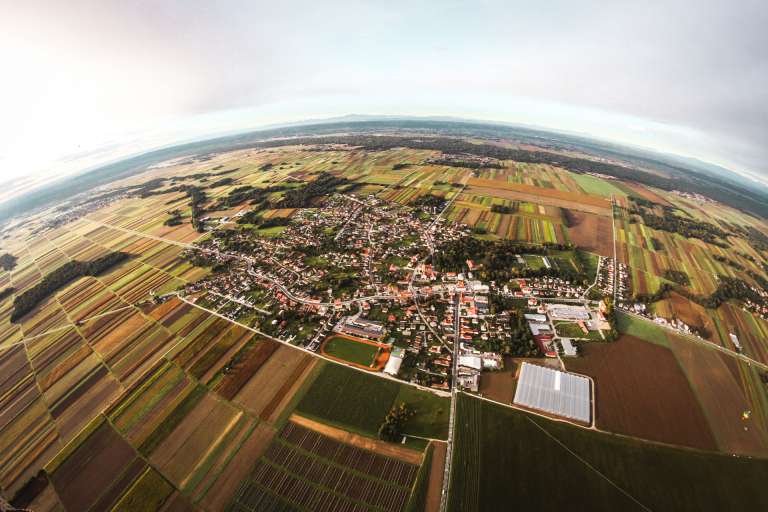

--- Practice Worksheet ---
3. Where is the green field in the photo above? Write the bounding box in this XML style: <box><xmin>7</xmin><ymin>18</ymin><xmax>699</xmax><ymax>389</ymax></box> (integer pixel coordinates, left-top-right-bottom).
<box><xmin>616</xmin><ymin>311</ymin><xmax>669</xmax><ymax>346</ymax></box>
<box><xmin>255</xmin><ymin>225</ymin><xmax>287</xmax><ymax>237</ymax></box>
<box><xmin>555</xmin><ymin>321</ymin><xmax>588</xmax><ymax>338</ymax></box>
<box><xmin>296</xmin><ymin>363</ymin><xmax>449</xmax><ymax>439</ymax></box>
<box><xmin>571</xmin><ymin>172</ymin><xmax>628</xmax><ymax>197</ymax></box>
<box><xmin>406</xmin><ymin>443</ymin><xmax>434</xmax><ymax>512</ymax></box>
<box><xmin>395</xmin><ymin>385</ymin><xmax>450</xmax><ymax>439</ymax></box>
<box><xmin>322</xmin><ymin>336</ymin><xmax>379</xmax><ymax>366</ymax></box>
<box><xmin>448</xmin><ymin>393</ymin><xmax>768</xmax><ymax>511</ymax></box>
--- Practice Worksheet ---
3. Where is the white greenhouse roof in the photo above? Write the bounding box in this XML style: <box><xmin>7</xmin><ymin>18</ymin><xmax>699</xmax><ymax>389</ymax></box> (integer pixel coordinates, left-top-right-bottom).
<box><xmin>513</xmin><ymin>363</ymin><xmax>591</xmax><ymax>423</ymax></box>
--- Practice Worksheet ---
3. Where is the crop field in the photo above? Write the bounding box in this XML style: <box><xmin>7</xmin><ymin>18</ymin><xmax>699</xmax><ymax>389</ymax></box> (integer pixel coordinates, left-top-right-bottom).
<box><xmin>474</xmin><ymin>163</ymin><xmax>583</xmax><ymax>192</ymax></box>
<box><xmin>612</xmin><ymin>313</ymin><xmax>768</xmax><ymax>456</ymax></box>
<box><xmin>111</xmin><ymin>467</ymin><xmax>176</xmax><ymax>511</ymax></box>
<box><xmin>569</xmin><ymin>173</ymin><xmax>631</xmax><ymax>198</ymax></box>
<box><xmin>446</xmin><ymin>196</ymin><xmax>569</xmax><ymax>243</ymax></box>
<box><xmin>565</xmin><ymin>334</ymin><xmax>717</xmax><ymax>449</ymax></box>
<box><xmin>47</xmin><ymin>417</ymin><xmax>144</xmax><ymax>512</ymax></box>
<box><xmin>228</xmin><ymin>420</ymin><xmax>420</xmax><ymax>512</ymax></box>
<box><xmin>56</xmin><ymin>276</ymin><xmax>128</xmax><ymax>322</ymax></box>
<box><xmin>466</xmin><ymin>176</ymin><xmax>612</xmax><ymax>215</ymax></box>
<box><xmin>81</xmin><ymin>309</ymin><xmax>179</xmax><ymax>386</ymax></box>
<box><xmin>709</xmin><ymin>303</ymin><xmax>768</xmax><ymax>364</ymax></box>
<box><xmin>108</xmin><ymin>360</ymin><xmax>196</xmax><ymax>446</ymax></box>
<box><xmin>0</xmin><ymin>344</ymin><xmax>62</xmax><ymax>496</ymax></box>
<box><xmin>448</xmin><ymin>393</ymin><xmax>768</xmax><ymax>511</ymax></box>
<box><xmin>172</xmin><ymin>315</ymin><xmax>255</xmax><ymax>381</ymax></box>
<box><xmin>20</xmin><ymin>297</ymin><xmax>70</xmax><ymax>337</ymax></box>
<box><xmin>297</xmin><ymin>363</ymin><xmax>406</xmax><ymax>436</ymax></box>
<box><xmin>147</xmin><ymin>389</ymin><xmax>251</xmax><ymax>494</ymax></box>
<box><xmin>21</xmin><ymin>325</ymin><xmax>121</xmax><ymax>441</ymax></box>
<box><xmin>665</xmin><ymin>333</ymin><xmax>768</xmax><ymax>457</ymax></box>
<box><xmin>233</xmin><ymin>345</ymin><xmax>317</xmax><ymax>422</ymax></box>
<box><xmin>210</xmin><ymin>337</ymin><xmax>281</xmax><ymax>400</ymax></box>
<box><xmin>563</xmin><ymin>209</ymin><xmax>613</xmax><ymax>256</ymax></box>
<box><xmin>101</xmin><ymin>259</ymin><xmax>184</xmax><ymax>302</ymax></box>
<box><xmin>297</xmin><ymin>362</ymin><xmax>450</xmax><ymax>439</ymax></box>
<box><xmin>147</xmin><ymin>297</ymin><xmax>210</xmax><ymax>336</ymax></box>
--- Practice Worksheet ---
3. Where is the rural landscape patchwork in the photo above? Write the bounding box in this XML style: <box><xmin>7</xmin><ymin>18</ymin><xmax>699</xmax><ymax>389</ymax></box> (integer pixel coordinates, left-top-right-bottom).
<box><xmin>2</xmin><ymin>119</ymin><xmax>768</xmax><ymax>511</ymax></box>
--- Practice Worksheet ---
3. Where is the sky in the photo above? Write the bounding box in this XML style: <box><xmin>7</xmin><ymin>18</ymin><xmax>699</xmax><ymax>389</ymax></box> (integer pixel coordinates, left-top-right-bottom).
<box><xmin>1</xmin><ymin>0</ymin><xmax>767</xmax><ymax>191</ymax></box>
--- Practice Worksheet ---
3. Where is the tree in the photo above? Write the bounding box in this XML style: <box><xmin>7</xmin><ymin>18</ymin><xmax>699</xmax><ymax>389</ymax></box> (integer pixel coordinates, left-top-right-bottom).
<box><xmin>378</xmin><ymin>402</ymin><xmax>414</xmax><ymax>442</ymax></box>
<box><xmin>0</xmin><ymin>253</ymin><xmax>17</xmax><ymax>271</ymax></box>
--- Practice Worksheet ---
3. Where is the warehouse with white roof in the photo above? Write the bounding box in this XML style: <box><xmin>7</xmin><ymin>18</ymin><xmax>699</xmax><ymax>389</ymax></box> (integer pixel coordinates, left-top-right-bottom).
<box><xmin>513</xmin><ymin>362</ymin><xmax>591</xmax><ymax>423</ymax></box>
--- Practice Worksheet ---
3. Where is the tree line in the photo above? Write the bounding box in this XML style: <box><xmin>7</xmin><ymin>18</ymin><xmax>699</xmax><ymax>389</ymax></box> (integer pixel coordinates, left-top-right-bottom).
<box><xmin>278</xmin><ymin>172</ymin><xmax>351</xmax><ymax>208</ymax></box>
<box><xmin>11</xmin><ymin>252</ymin><xmax>130</xmax><ymax>322</ymax></box>
<box><xmin>0</xmin><ymin>287</ymin><xmax>14</xmax><ymax>301</ymax></box>
<box><xmin>220</xmin><ymin>184</ymin><xmax>288</xmax><ymax>208</ymax></box>
<box><xmin>635</xmin><ymin>275</ymin><xmax>765</xmax><ymax>311</ymax></box>
<box><xmin>631</xmin><ymin>205</ymin><xmax>730</xmax><ymax>247</ymax></box>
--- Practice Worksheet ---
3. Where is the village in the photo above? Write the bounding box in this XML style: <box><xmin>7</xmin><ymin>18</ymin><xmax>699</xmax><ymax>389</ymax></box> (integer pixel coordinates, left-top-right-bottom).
<box><xmin>175</xmin><ymin>193</ymin><xmax>620</xmax><ymax>394</ymax></box>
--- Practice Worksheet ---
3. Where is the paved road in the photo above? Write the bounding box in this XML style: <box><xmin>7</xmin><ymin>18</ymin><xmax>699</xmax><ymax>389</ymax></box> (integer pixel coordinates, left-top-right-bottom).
<box><xmin>174</xmin><ymin>292</ymin><xmax>451</xmax><ymax>397</ymax></box>
<box><xmin>408</xmin><ymin>176</ymin><xmax>469</xmax><ymax>353</ymax></box>
<box><xmin>439</xmin><ymin>292</ymin><xmax>462</xmax><ymax>512</ymax></box>
<box><xmin>610</xmin><ymin>195</ymin><xmax>618</xmax><ymax>304</ymax></box>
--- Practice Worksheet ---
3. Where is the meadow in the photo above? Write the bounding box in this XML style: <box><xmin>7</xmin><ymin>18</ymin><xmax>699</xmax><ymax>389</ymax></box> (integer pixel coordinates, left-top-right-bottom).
<box><xmin>448</xmin><ymin>393</ymin><xmax>768</xmax><ymax>512</ymax></box>
<box><xmin>296</xmin><ymin>363</ymin><xmax>450</xmax><ymax>440</ymax></box>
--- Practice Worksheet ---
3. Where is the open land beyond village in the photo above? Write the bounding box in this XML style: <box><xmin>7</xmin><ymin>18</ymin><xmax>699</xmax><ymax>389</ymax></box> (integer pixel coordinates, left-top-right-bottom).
<box><xmin>2</xmin><ymin>121</ymin><xmax>768</xmax><ymax>511</ymax></box>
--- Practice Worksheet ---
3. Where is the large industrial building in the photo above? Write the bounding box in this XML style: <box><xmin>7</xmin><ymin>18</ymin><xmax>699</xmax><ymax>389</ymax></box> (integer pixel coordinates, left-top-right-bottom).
<box><xmin>513</xmin><ymin>363</ymin><xmax>591</xmax><ymax>423</ymax></box>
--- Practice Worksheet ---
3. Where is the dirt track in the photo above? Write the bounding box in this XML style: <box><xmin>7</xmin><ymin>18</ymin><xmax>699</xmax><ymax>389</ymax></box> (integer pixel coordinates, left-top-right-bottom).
<box><xmin>290</xmin><ymin>414</ymin><xmax>423</xmax><ymax>465</ymax></box>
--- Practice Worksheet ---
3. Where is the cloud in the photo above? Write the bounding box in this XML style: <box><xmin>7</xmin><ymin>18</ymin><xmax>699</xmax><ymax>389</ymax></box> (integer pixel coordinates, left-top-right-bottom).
<box><xmin>1</xmin><ymin>0</ymin><xmax>766</xmax><ymax>179</ymax></box>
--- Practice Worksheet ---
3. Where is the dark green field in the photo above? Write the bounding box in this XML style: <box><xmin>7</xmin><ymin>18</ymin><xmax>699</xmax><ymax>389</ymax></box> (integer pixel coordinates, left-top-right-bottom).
<box><xmin>448</xmin><ymin>393</ymin><xmax>768</xmax><ymax>511</ymax></box>
<box><xmin>296</xmin><ymin>363</ymin><xmax>450</xmax><ymax>439</ymax></box>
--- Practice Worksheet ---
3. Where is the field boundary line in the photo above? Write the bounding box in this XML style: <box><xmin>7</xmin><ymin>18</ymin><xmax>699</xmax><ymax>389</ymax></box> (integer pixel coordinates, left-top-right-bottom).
<box><xmin>525</xmin><ymin>415</ymin><xmax>652</xmax><ymax>512</ymax></box>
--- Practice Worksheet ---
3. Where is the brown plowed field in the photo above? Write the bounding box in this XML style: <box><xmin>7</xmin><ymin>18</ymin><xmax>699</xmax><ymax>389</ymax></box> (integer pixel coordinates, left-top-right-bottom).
<box><xmin>213</xmin><ymin>338</ymin><xmax>281</xmax><ymax>400</ymax></box>
<box><xmin>662</xmin><ymin>293</ymin><xmax>718</xmax><ymax>342</ymax></box>
<box><xmin>666</xmin><ymin>334</ymin><xmax>768</xmax><ymax>456</ymax></box>
<box><xmin>564</xmin><ymin>209</ymin><xmax>613</xmax><ymax>257</ymax></box>
<box><xmin>478</xmin><ymin>358</ymin><xmax>517</xmax><ymax>405</ymax></box>
<box><xmin>234</xmin><ymin>346</ymin><xmax>312</xmax><ymax>417</ymax></box>
<box><xmin>424</xmin><ymin>441</ymin><xmax>447</xmax><ymax>512</ymax></box>
<box><xmin>259</xmin><ymin>357</ymin><xmax>316</xmax><ymax>423</ymax></box>
<box><xmin>50</xmin><ymin>420</ymin><xmax>138</xmax><ymax>512</ymax></box>
<box><xmin>565</xmin><ymin>335</ymin><xmax>718</xmax><ymax>450</ymax></box>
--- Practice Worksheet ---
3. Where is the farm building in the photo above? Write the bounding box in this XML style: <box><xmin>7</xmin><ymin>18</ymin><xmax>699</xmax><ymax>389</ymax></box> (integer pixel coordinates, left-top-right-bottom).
<box><xmin>384</xmin><ymin>347</ymin><xmax>405</xmax><ymax>376</ymax></box>
<box><xmin>729</xmin><ymin>333</ymin><xmax>743</xmax><ymax>353</ymax></box>
<box><xmin>338</xmin><ymin>317</ymin><xmax>386</xmax><ymax>340</ymax></box>
<box><xmin>513</xmin><ymin>363</ymin><xmax>591</xmax><ymax>423</ymax></box>
<box><xmin>560</xmin><ymin>338</ymin><xmax>578</xmax><ymax>357</ymax></box>
<box><xmin>528</xmin><ymin>322</ymin><xmax>551</xmax><ymax>336</ymax></box>
<box><xmin>547</xmin><ymin>304</ymin><xmax>590</xmax><ymax>321</ymax></box>
<box><xmin>459</xmin><ymin>355</ymin><xmax>483</xmax><ymax>371</ymax></box>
